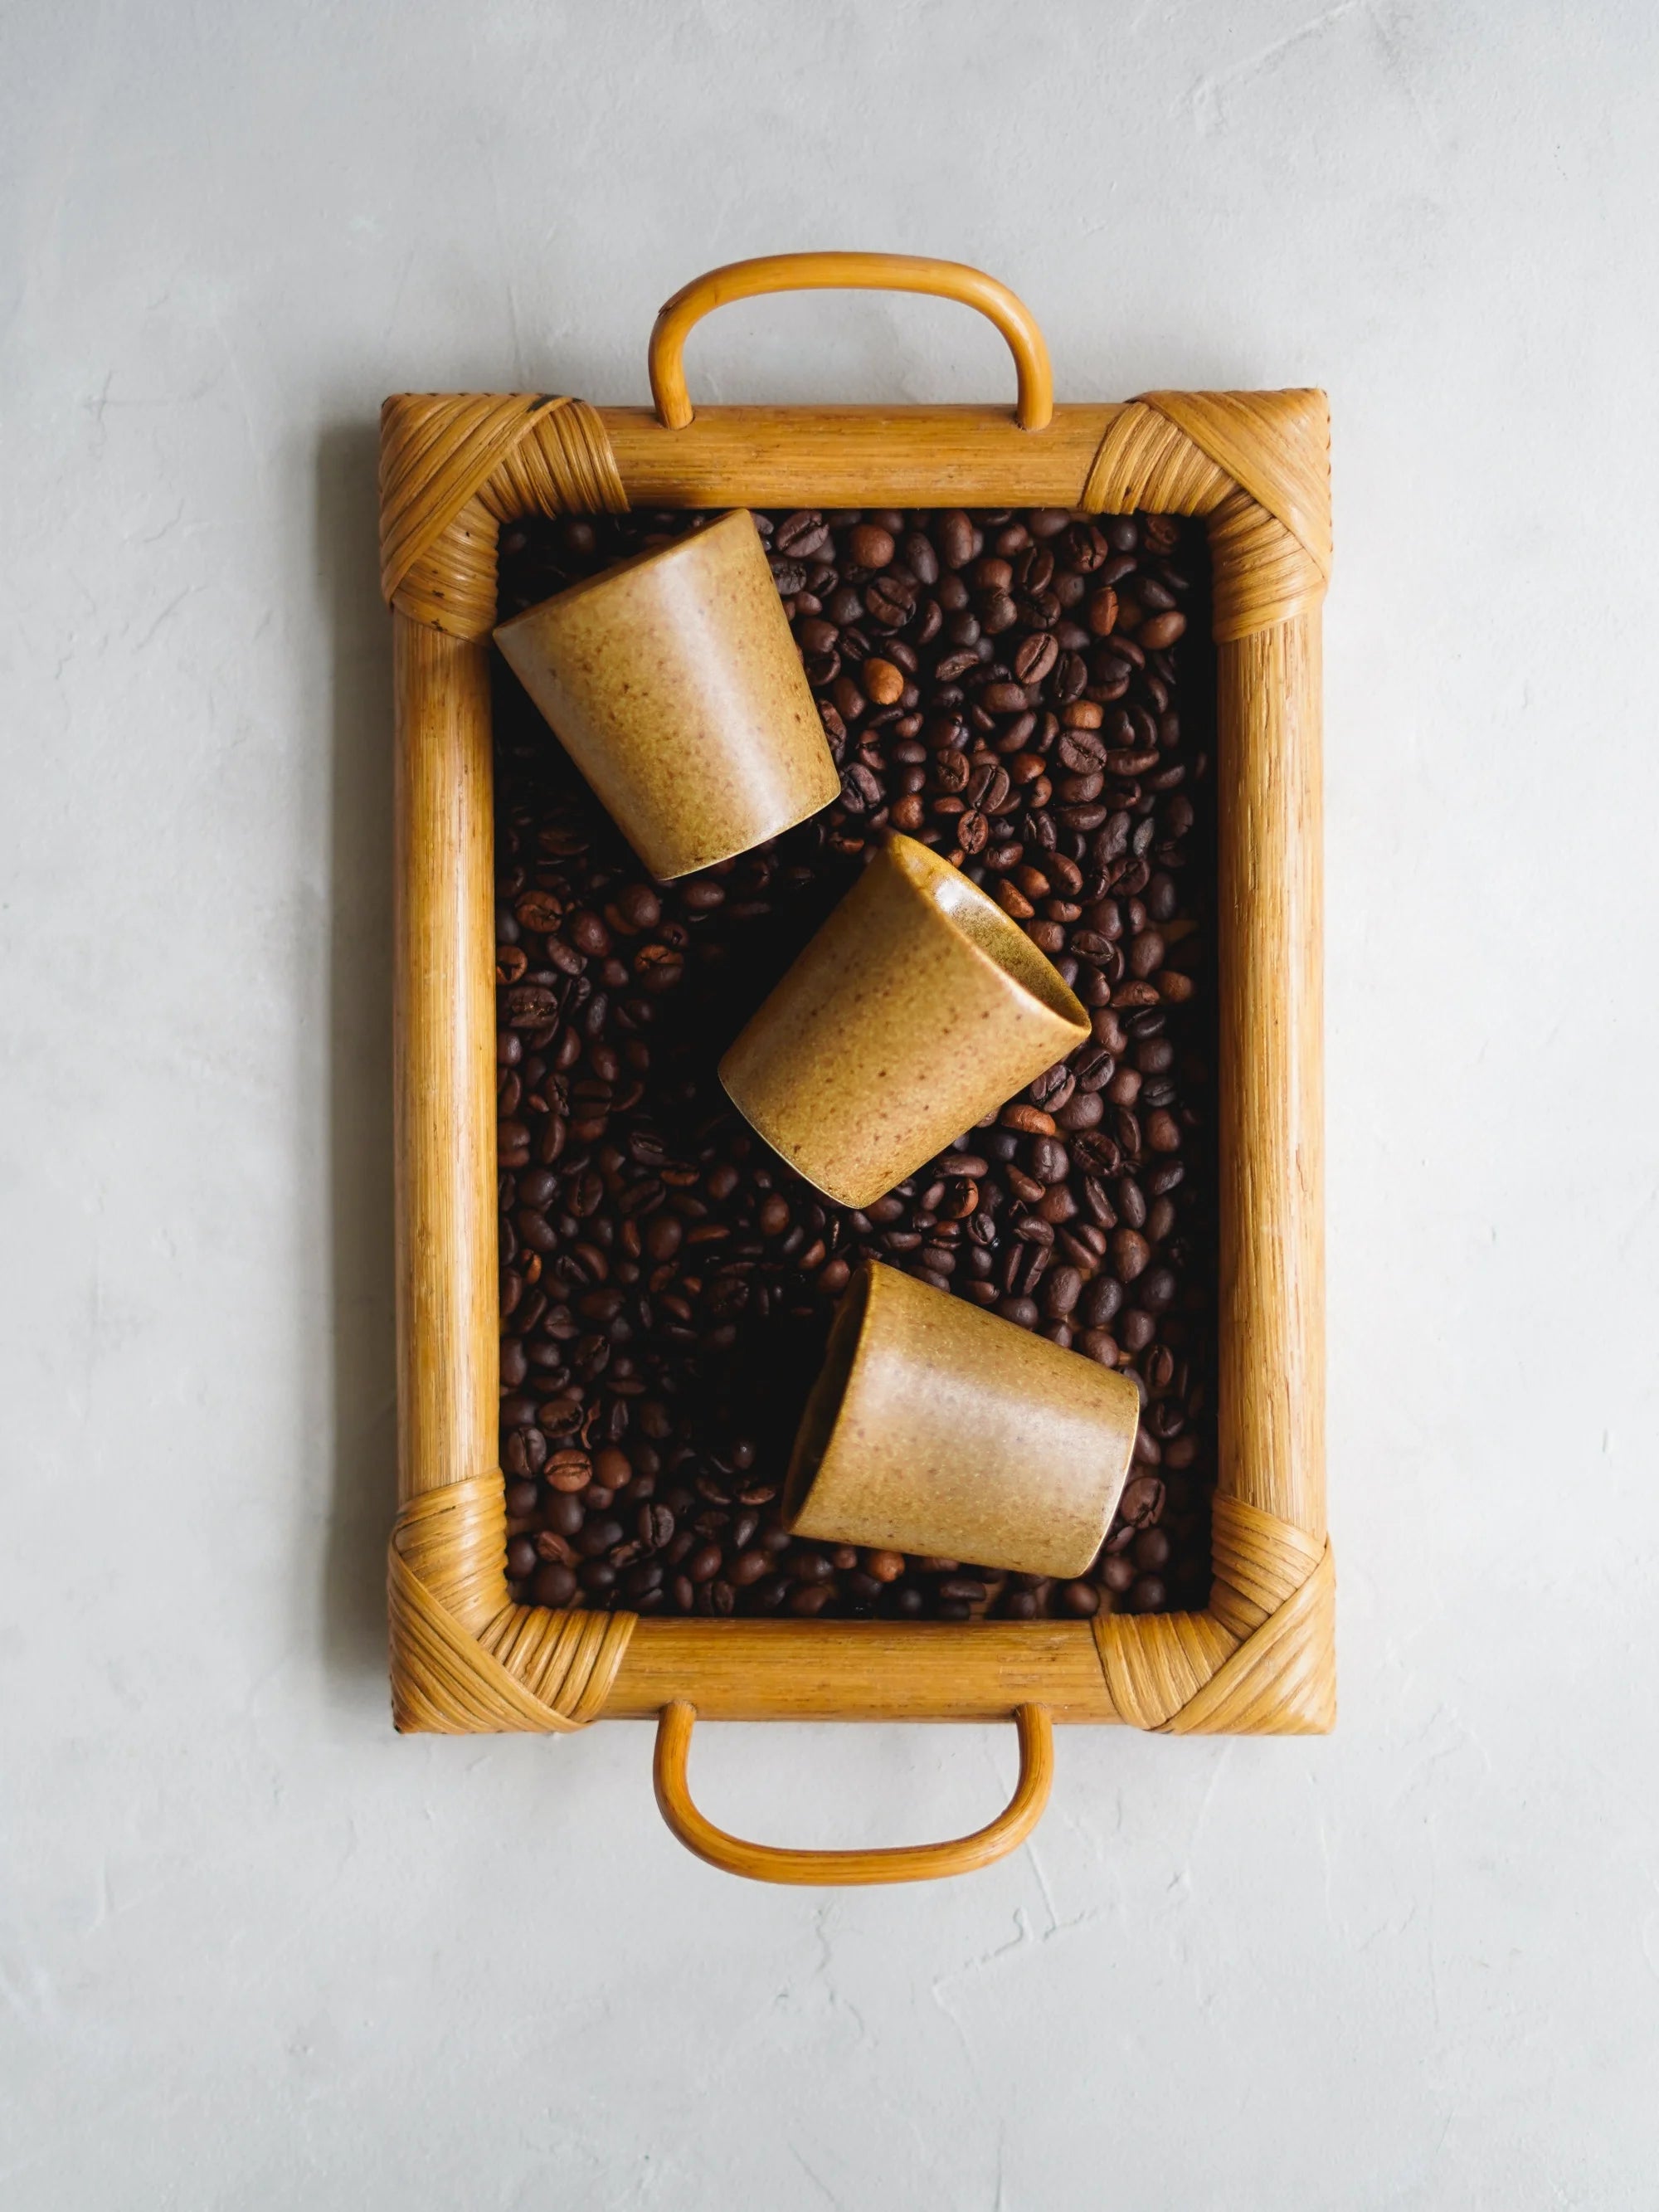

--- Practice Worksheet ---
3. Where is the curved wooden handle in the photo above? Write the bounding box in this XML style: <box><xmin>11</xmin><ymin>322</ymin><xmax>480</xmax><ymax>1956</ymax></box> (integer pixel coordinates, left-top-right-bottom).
<box><xmin>649</xmin><ymin>251</ymin><xmax>1054</xmax><ymax>433</ymax></box>
<box><xmin>652</xmin><ymin>1699</ymin><xmax>1053</xmax><ymax>1886</ymax></box>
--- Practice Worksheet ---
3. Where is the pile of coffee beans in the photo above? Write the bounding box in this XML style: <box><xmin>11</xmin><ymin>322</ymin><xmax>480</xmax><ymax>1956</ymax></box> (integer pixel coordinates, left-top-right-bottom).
<box><xmin>492</xmin><ymin>504</ymin><xmax>1216</xmax><ymax>1623</ymax></box>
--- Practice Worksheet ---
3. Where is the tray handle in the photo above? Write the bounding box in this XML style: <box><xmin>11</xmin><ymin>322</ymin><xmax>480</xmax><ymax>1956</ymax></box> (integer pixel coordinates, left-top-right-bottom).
<box><xmin>648</xmin><ymin>251</ymin><xmax>1054</xmax><ymax>433</ymax></box>
<box><xmin>652</xmin><ymin>1699</ymin><xmax>1053</xmax><ymax>1886</ymax></box>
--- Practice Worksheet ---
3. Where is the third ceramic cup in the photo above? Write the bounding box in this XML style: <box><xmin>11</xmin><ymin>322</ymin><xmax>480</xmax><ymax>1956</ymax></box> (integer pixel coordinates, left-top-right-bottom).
<box><xmin>493</xmin><ymin>509</ymin><xmax>840</xmax><ymax>879</ymax></box>
<box><xmin>718</xmin><ymin>830</ymin><xmax>1091</xmax><ymax>1209</ymax></box>
<box><xmin>784</xmin><ymin>1261</ymin><xmax>1141</xmax><ymax>1579</ymax></box>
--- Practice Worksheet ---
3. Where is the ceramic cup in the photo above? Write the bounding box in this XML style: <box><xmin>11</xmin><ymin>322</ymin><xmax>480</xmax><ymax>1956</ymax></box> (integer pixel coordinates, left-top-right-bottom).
<box><xmin>784</xmin><ymin>1261</ymin><xmax>1141</xmax><ymax>1579</ymax></box>
<box><xmin>718</xmin><ymin>830</ymin><xmax>1090</xmax><ymax>1209</ymax></box>
<box><xmin>493</xmin><ymin>509</ymin><xmax>840</xmax><ymax>879</ymax></box>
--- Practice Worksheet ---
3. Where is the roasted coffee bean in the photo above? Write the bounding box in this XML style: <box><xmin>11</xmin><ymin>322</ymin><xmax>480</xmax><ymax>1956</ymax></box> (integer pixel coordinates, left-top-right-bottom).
<box><xmin>546</xmin><ymin>1448</ymin><xmax>592</xmax><ymax>1492</ymax></box>
<box><xmin>530</xmin><ymin>1561</ymin><xmax>577</xmax><ymax>1607</ymax></box>
<box><xmin>495</xmin><ymin>503</ymin><xmax>1215</xmax><ymax>1620</ymax></box>
<box><xmin>1112</xmin><ymin>1228</ymin><xmax>1151</xmax><ymax>1281</ymax></box>
<box><xmin>863</xmin><ymin>657</ymin><xmax>905</xmax><ymax>706</ymax></box>
<box><xmin>840</xmin><ymin>762</ymin><xmax>884</xmax><ymax>813</ymax></box>
<box><xmin>1087</xmin><ymin>587</ymin><xmax>1120</xmax><ymax>636</ymax></box>
<box><xmin>638</xmin><ymin>1502</ymin><xmax>675</xmax><ymax>1548</ymax></box>
<box><xmin>1118</xmin><ymin>1475</ymin><xmax>1165</xmax><ymax>1527</ymax></box>
<box><xmin>1140</xmin><ymin>611</ymin><xmax>1187</xmax><ymax>650</ymax></box>
<box><xmin>848</xmin><ymin>521</ymin><xmax>896</xmax><ymax>569</ymax></box>
<box><xmin>775</xmin><ymin>509</ymin><xmax>830</xmax><ymax>559</ymax></box>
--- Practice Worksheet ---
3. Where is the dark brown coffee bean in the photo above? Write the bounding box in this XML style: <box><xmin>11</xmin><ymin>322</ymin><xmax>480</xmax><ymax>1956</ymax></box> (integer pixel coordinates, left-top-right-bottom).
<box><xmin>840</xmin><ymin>762</ymin><xmax>884</xmax><ymax>813</ymax></box>
<box><xmin>573</xmin><ymin>1515</ymin><xmax>621</xmax><ymax>1558</ymax></box>
<box><xmin>1118</xmin><ymin>1475</ymin><xmax>1165</xmax><ymax>1528</ymax></box>
<box><xmin>505</xmin><ymin>984</ymin><xmax>561</xmax><ymax>1027</ymax></box>
<box><xmin>865</xmin><ymin>574</ymin><xmax>916</xmax><ymax>627</ymax></box>
<box><xmin>638</xmin><ymin>1502</ymin><xmax>675</xmax><ymax>1548</ymax></box>
<box><xmin>543</xmin><ymin>1448</ymin><xmax>591</xmax><ymax>1493</ymax></box>
<box><xmin>775</xmin><ymin>510</ymin><xmax>830</xmax><ymax>558</ymax></box>
<box><xmin>1029</xmin><ymin>1136</ymin><xmax>1069</xmax><ymax>1184</ymax></box>
<box><xmin>1141</xmin><ymin>1108</ymin><xmax>1180</xmax><ymax>1153</ymax></box>
<box><xmin>1058</xmin><ymin>730</ymin><xmax>1108</xmax><ymax>776</ymax></box>
<box><xmin>1111</xmin><ymin>1228</ymin><xmax>1151</xmax><ymax>1281</ymax></box>
<box><xmin>1119</xmin><ymin>1309</ymin><xmax>1157</xmax><ymax>1353</ymax></box>
<box><xmin>530</xmin><ymin>1561</ymin><xmax>577</xmax><ymax>1606</ymax></box>
<box><xmin>902</xmin><ymin>532</ymin><xmax>939</xmax><ymax>585</ymax></box>
<box><xmin>544</xmin><ymin>1492</ymin><xmax>583</xmax><ymax>1539</ymax></box>
<box><xmin>1140</xmin><ymin>611</ymin><xmax>1187</xmax><ymax>650</ymax></box>
<box><xmin>933</xmin><ymin>510</ymin><xmax>973</xmax><ymax>568</ymax></box>
<box><xmin>1086</xmin><ymin>587</ymin><xmax>1119</xmax><ymax>636</ymax></box>
<box><xmin>503</xmin><ymin>1428</ymin><xmax>546</xmax><ymax>1478</ymax></box>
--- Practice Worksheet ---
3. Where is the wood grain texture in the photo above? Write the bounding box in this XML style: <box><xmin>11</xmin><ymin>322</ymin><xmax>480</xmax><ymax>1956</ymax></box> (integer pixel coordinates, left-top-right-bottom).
<box><xmin>597</xmin><ymin>404</ymin><xmax>1118</xmax><ymax>509</ymax></box>
<box><xmin>654</xmin><ymin>1699</ymin><xmax>1053</xmax><ymax>1883</ymax></box>
<box><xmin>607</xmin><ymin>1619</ymin><xmax>1119</xmax><ymax>1723</ymax></box>
<box><xmin>1215</xmin><ymin>613</ymin><xmax>1326</xmax><ymax>1538</ymax></box>
<box><xmin>393</xmin><ymin>614</ymin><xmax>499</xmax><ymax>1501</ymax></box>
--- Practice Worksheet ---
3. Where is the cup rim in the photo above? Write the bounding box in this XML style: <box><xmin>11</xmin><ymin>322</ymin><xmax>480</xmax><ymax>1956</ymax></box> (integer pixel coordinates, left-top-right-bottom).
<box><xmin>878</xmin><ymin>831</ymin><xmax>1089</xmax><ymax>1035</ymax></box>
<box><xmin>491</xmin><ymin>508</ymin><xmax>749</xmax><ymax>642</ymax></box>
<box><xmin>781</xmin><ymin>1260</ymin><xmax>881</xmax><ymax>1529</ymax></box>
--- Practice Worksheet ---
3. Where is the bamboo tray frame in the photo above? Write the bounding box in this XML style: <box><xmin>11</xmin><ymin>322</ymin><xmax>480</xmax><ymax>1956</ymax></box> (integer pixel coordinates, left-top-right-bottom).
<box><xmin>381</xmin><ymin>255</ymin><xmax>1332</xmax><ymax>1883</ymax></box>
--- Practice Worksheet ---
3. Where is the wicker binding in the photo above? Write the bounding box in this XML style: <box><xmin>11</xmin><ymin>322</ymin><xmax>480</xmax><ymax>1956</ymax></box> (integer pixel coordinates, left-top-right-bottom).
<box><xmin>382</xmin><ymin>270</ymin><xmax>1331</xmax><ymax>1749</ymax></box>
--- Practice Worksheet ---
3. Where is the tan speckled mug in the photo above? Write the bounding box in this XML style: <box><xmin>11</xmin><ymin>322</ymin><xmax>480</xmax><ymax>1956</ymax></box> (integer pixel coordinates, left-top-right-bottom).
<box><xmin>493</xmin><ymin>509</ymin><xmax>839</xmax><ymax>879</ymax></box>
<box><xmin>785</xmin><ymin>1262</ymin><xmax>1141</xmax><ymax>1578</ymax></box>
<box><xmin>718</xmin><ymin>831</ymin><xmax>1090</xmax><ymax>1209</ymax></box>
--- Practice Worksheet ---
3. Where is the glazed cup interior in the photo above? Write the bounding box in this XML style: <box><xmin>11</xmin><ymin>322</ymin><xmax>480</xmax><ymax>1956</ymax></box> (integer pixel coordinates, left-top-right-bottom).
<box><xmin>882</xmin><ymin>831</ymin><xmax>1087</xmax><ymax>1031</ymax></box>
<box><xmin>782</xmin><ymin>1264</ymin><xmax>875</xmax><ymax>1527</ymax></box>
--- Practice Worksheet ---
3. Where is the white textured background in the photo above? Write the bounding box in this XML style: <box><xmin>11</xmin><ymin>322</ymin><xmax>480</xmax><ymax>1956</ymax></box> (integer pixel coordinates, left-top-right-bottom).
<box><xmin>4</xmin><ymin>3</ymin><xmax>1657</xmax><ymax>2205</ymax></box>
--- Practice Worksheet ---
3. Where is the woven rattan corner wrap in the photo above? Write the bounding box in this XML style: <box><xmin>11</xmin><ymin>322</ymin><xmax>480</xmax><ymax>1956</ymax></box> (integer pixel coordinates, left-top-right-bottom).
<box><xmin>380</xmin><ymin>395</ymin><xmax>629</xmax><ymax>637</ymax></box>
<box><xmin>384</xmin><ymin>382</ymin><xmax>1331</xmax><ymax>1736</ymax></box>
<box><xmin>1095</xmin><ymin>1497</ymin><xmax>1334</xmax><ymax>1732</ymax></box>
<box><xmin>390</xmin><ymin>1475</ymin><xmax>634</xmax><ymax>1731</ymax></box>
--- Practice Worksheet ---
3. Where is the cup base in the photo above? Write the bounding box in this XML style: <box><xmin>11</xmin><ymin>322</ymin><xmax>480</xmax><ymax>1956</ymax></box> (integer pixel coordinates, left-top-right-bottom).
<box><xmin>654</xmin><ymin>764</ymin><xmax>840</xmax><ymax>881</ymax></box>
<box><xmin>715</xmin><ymin>1056</ymin><xmax>889</xmax><ymax>1211</ymax></box>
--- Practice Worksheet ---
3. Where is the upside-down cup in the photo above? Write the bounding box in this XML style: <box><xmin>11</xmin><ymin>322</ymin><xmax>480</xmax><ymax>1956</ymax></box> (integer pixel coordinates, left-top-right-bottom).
<box><xmin>785</xmin><ymin>1262</ymin><xmax>1141</xmax><ymax>1578</ymax></box>
<box><xmin>493</xmin><ymin>509</ymin><xmax>839</xmax><ymax>879</ymax></box>
<box><xmin>718</xmin><ymin>830</ymin><xmax>1090</xmax><ymax>1209</ymax></box>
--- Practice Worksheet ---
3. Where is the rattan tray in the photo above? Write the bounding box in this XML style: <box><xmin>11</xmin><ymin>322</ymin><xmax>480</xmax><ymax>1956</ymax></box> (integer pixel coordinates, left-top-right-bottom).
<box><xmin>381</xmin><ymin>253</ymin><xmax>1333</xmax><ymax>1884</ymax></box>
